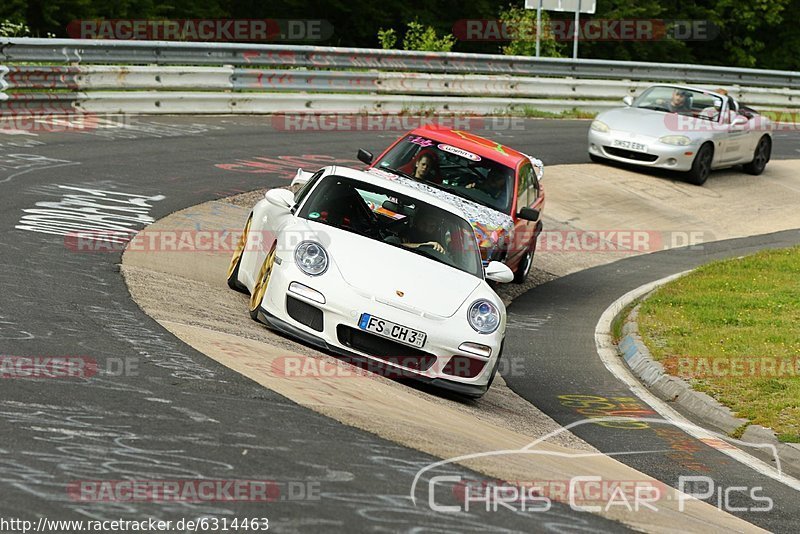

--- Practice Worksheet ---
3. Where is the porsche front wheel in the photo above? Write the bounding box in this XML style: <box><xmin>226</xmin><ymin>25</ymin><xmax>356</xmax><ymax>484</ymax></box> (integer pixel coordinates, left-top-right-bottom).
<box><xmin>249</xmin><ymin>245</ymin><xmax>277</xmax><ymax>321</ymax></box>
<box><xmin>227</xmin><ymin>215</ymin><xmax>252</xmax><ymax>292</ymax></box>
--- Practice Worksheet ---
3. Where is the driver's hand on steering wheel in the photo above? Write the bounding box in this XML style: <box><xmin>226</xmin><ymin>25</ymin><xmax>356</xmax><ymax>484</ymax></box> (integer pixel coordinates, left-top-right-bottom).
<box><xmin>422</xmin><ymin>241</ymin><xmax>445</xmax><ymax>254</ymax></box>
<box><xmin>406</xmin><ymin>241</ymin><xmax>445</xmax><ymax>254</ymax></box>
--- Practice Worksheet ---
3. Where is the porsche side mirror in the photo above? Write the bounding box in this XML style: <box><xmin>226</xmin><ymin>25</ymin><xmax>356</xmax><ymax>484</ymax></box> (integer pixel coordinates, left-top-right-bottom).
<box><xmin>485</xmin><ymin>261</ymin><xmax>514</xmax><ymax>283</ymax></box>
<box><xmin>357</xmin><ymin>148</ymin><xmax>374</xmax><ymax>165</ymax></box>
<box><xmin>265</xmin><ymin>188</ymin><xmax>295</xmax><ymax>210</ymax></box>
<box><xmin>517</xmin><ymin>207</ymin><xmax>540</xmax><ymax>221</ymax></box>
<box><xmin>623</xmin><ymin>96</ymin><xmax>634</xmax><ymax>107</ymax></box>
<box><xmin>290</xmin><ymin>168</ymin><xmax>313</xmax><ymax>188</ymax></box>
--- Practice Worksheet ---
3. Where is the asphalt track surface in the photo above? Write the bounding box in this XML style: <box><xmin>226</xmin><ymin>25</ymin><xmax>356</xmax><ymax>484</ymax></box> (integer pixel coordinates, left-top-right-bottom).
<box><xmin>504</xmin><ymin>230</ymin><xmax>800</xmax><ymax>533</ymax></box>
<box><xmin>0</xmin><ymin>116</ymin><xmax>798</xmax><ymax>531</ymax></box>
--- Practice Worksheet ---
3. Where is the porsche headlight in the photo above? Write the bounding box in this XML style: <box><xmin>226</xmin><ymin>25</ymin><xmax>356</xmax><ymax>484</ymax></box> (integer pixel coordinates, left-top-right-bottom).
<box><xmin>294</xmin><ymin>241</ymin><xmax>328</xmax><ymax>276</ymax></box>
<box><xmin>468</xmin><ymin>300</ymin><xmax>500</xmax><ymax>334</ymax></box>
<box><xmin>590</xmin><ymin>120</ymin><xmax>610</xmax><ymax>133</ymax></box>
<box><xmin>659</xmin><ymin>135</ymin><xmax>692</xmax><ymax>146</ymax></box>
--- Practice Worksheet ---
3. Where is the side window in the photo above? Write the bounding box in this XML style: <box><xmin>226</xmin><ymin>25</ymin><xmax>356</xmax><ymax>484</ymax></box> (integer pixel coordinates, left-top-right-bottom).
<box><xmin>516</xmin><ymin>163</ymin><xmax>532</xmax><ymax>210</ymax></box>
<box><xmin>294</xmin><ymin>169</ymin><xmax>325</xmax><ymax>204</ymax></box>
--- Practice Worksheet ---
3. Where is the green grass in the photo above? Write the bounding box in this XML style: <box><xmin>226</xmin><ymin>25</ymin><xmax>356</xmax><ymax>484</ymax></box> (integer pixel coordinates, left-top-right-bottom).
<box><xmin>612</xmin><ymin>301</ymin><xmax>638</xmax><ymax>342</ymax></box>
<box><xmin>637</xmin><ymin>246</ymin><xmax>800</xmax><ymax>442</ymax></box>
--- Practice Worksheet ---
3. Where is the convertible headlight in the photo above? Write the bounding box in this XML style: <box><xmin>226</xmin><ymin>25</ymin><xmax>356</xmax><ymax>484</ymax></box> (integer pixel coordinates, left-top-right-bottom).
<box><xmin>659</xmin><ymin>135</ymin><xmax>692</xmax><ymax>146</ymax></box>
<box><xmin>468</xmin><ymin>300</ymin><xmax>500</xmax><ymax>334</ymax></box>
<box><xmin>294</xmin><ymin>241</ymin><xmax>328</xmax><ymax>276</ymax></box>
<box><xmin>590</xmin><ymin>120</ymin><xmax>610</xmax><ymax>133</ymax></box>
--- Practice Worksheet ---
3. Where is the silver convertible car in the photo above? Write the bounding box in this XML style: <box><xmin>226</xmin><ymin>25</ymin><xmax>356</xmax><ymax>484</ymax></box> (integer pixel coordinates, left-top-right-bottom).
<box><xmin>588</xmin><ymin>85</ymin><xmax>773</xmax><ymax>185</ymax></box>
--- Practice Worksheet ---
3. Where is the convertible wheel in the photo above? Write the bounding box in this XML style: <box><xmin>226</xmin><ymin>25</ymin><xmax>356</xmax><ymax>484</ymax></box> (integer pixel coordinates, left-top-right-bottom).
<box><xmin>226</xmin><ymin>215</ymin><xmax>252</xmax><ymax>292</ymax></box>
<box><xmin>743</xmin><ymin>136</ymin><xmax>771</xmax><ymax>176</ymax></box>
<box><xmin>248</xmin><ymin>245</ymin><xmax>277</xmax><ymax>321</ymax></box>
<box><xmin>687</xmin><ymin>143</ymin><xmax>713</xmax><ymax>186</ymax></box>
<box><xmin>589</xmin><ymin>153</ymin><xmax>606</xmax><ymax>164</ymax></box>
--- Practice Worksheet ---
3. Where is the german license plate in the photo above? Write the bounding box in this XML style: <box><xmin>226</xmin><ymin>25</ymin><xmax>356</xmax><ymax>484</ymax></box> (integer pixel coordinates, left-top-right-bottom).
<box><xmin>613</xmin><ymin>139</ymin><xmax>648</xmax><ymax>152</ymax></box>
<box><xmin>358</xmin><ymin>314</ymin><xmax>426</xmax><ymax>348</ymax></box>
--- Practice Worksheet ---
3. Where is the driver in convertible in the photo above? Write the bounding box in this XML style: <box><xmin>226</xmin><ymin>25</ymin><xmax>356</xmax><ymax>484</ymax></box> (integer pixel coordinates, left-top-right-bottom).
<box><xmin>658</xmin><ymin>89</ymin><xmax>693</xmax><ymax>113</ymax></box>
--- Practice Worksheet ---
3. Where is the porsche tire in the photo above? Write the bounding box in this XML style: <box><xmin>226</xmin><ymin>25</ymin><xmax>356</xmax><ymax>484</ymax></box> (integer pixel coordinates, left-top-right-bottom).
<box><xmin>227</xmin><ymin>215</ymin><xmax>252</xmax><ymax>292</ymax></box>
<box><xmin>249</xmin><ymin>245</ymin><xmax>277</xmax><ymax>322</ymax></box>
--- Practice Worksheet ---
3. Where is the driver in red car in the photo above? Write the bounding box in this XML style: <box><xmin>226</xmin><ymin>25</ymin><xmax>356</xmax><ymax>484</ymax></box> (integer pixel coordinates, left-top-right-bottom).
<box><xmin>466</xmin><ymin>167</ymin><xmax>510</xmax><ymax>207</ymax></box>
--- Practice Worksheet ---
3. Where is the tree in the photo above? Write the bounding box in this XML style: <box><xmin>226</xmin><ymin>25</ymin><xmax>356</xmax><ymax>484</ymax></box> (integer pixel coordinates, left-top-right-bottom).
<box><xmin>499</xmin><ymin>4</ymin><xmax>564</xmax><ymax>57</ymax></box>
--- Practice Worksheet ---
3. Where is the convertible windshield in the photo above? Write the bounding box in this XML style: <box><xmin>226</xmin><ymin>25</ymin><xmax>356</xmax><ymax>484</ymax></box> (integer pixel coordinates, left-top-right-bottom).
<box><xmin>634</xmin><ymin>86</ymin><xmax>724</xmax><ymax>121</ymax></box>
<box><xmin>373</xmin><ymin>135</ymin><xmax>515</xmax><ymax>214</ymax></box>
<box><xmin>297</xmin><ymin>175</ymin><xmax>483</xmax><ymax>278</ymax></box>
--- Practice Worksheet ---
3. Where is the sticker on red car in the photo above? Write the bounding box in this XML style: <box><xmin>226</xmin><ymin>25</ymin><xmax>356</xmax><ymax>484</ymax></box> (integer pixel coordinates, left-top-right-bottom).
<box><xmin>438</xmin><ymin>144</ymin><xmax>482</xmax><ymax>162</ymax></box>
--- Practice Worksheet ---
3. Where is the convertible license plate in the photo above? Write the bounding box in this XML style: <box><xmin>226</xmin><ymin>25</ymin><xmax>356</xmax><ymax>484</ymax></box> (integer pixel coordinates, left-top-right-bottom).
<box><xmin>358</xmin><ymin>314</ymin><xmax>427</xmax><ymax>348</ymax></box>
<box><xmin>613</xmin><ymin>139</ymin><xmax>648</xmax><ymax>152</ymax></box>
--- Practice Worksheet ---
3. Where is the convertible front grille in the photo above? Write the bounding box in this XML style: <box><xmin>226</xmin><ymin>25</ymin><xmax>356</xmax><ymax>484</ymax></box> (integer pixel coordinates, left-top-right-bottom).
<box><xmin>336</xmin><ymin>325</ymin><xmax>436</xmax><ymax>371</ymax></box>
<box><xmin>604</xmin><ymin>147</ymin><xmax>659</xmax><ymax>162</ymax></box>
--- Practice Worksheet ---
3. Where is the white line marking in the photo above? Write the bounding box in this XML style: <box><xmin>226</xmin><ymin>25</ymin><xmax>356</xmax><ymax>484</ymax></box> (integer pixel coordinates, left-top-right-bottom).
<box><xmin>595</xmin><ymin>271</ymin><xmax>800</xmax><ymax>493</ymax></box>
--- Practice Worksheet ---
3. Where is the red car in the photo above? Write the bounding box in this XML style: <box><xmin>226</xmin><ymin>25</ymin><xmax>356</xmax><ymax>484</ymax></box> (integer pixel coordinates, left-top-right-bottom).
<box><xmin>357</xmin><ymin>126</ymin><xmax>545</xmax><ymax>283</ymax></box>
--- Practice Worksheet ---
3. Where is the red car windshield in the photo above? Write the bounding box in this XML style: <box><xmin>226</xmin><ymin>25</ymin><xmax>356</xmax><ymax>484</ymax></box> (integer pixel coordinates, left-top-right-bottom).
<box><xmin>374</xmin><ymin>135</ymin><xmax>515</xmax><ymax>214</ymax></box>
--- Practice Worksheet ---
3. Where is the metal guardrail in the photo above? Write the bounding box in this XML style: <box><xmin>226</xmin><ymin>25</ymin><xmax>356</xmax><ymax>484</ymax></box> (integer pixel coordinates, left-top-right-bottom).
<box><xmin>3</xmin><ymin>38</ymin><xmax>800</xmax><ymax>88</ymax></box>
<box><xmin>1</xmin><ymin>38</ymin><xmax>799</xmax><ymax>115</ymax></box>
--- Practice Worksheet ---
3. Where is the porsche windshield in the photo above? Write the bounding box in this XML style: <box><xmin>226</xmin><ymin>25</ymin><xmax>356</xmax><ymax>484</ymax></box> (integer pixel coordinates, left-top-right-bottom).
<box><xmin>373</xmin><ymin>135</ymin><xmax>515</xmax><ymax>214</ymax></box>
<box><xmin>297</xmin><ymin>175</ymin><xmax>483</xmax><ymax>278</ymax></box>
<box><xmin>634</xmin><ymin>86</ymin><xmax>724</xmax><ymax>121</ymax></box>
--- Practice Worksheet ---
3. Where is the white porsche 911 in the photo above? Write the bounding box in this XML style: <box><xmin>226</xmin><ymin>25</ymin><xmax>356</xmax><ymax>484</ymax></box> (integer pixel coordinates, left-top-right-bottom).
<box><xmin>226</xmin><ymin>165</ymin><xmax>514</xmax><ymax>398</ymax></box>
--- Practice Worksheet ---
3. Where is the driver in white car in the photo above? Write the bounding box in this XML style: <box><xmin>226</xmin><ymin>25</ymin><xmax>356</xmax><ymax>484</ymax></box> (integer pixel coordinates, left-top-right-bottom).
<box><xmin>402</xmin><ymin>205</ymin><xmax>448</xmax><ymax>255</ymax></box>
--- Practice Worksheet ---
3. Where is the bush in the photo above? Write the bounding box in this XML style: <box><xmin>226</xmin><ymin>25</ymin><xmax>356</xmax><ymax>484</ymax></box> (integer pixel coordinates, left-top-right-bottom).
<box><xmin>377</xmin><ymin>28</ymin><xmax>397</xmax><ymax>49</ymax></box>
<box><xmin>0</xmin><ymin>20</ymin><xmax>31</xmax><ymax>37</ymax></box>
<box><xmin>377</xmin><ymin>20</ymin><xmax>456</xmax><ymax>52</ymax></box>
<box><xmin>499</xmin><ymin>4</ymin><xmax>563</xmax><ymax>57</ymax></box>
